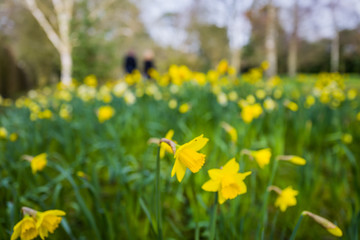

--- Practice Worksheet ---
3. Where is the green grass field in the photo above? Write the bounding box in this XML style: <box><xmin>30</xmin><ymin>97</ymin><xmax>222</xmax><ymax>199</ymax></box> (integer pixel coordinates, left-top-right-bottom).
<box><xmin>1</xmin><ymin>64</ymin><xmax>359</xmax><ymax>240</ymax></box>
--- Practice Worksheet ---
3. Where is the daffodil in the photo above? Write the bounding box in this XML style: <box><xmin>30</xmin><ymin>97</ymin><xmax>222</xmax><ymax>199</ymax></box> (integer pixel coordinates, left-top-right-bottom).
<box><xmin>274</xmin><ymin>186</ymin><xmax>298</xmax><ymax>212</ymax></box>
<box><xmin>277</xmin><ymin>155</ymin><xmax>306</xmax><ymax>165</ymax></box>
<box><xmin>251</xmin><ymin>148</ymin><xmax>271</xmax><ymax>168</ymax></box>
<box><xmin>10</xmin><ymin>133</ymin><xmax>18</xmax><ymax>142</ymax></box>
<box><xmin>160</xmin><ymin>129</ymin><xmax>175</xmax><ymax>158</ymax></box>
<box><xmin>11</xmin><ymin>215</ymin><xmax>38</xmax><ymax>240</ymax></box>
<box><xmin>302</xmin><ymin>211</ymin><xmax>342</xmax><ymax>237</ymax></box>
<box><xmin>241</xmin><ymin>103</ymin><xmax>263</xmax><ymax>123</ymax></box>
<box><xmin>36</xmin><ymin>210</ymin><xmax>66</xmax><ymax>239</ymax></box>
<box><xmin>179</xmin><ymin>103</ymin><xmax>190</xmax><ymax>113</ymax></box>
<box><xmin>0</xmin><ymin>127</ymin><xmax>8</xmax><ymax>139</ymax></box>
<box><xmin>23</xmin><ymin>153</ymin><xmax>48</xmax><ymax>174</ymax></box>
<box><xmin>221</xmin><ymin>122</ymin><xmax>237</xmax><ymax>143</ymax></box>
<box><xmin>171</xmin><ymin>135</ymin><xmax>209</xmax><ymax>182</ymax></box>
<box><xmin>97</xmin><ymin>105</ymin><xmax>115</xmax><ymax>123</ymax></box>
<box><xmin>202</xmin><ymin>158</ymin><xmax>251</xmax><ymax>204</ymax></box>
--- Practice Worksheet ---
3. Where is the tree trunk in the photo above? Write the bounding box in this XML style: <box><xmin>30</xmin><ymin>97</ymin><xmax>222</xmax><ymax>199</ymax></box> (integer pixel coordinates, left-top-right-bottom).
<box><xmin>331</xmin><ymin>30</ymin><xmax>339</xmax><ymax>72</ymax></box>
<box><xmin>231</xmin><ymin>48</ymin><xmax>242</xmax><ymax>74</ymax></box>
<box><xmin>25</xmin><ymin>0</ymin><xmax>73</xmax><ymax>85</ymax></box>
<box><xmin>265</xmin><ymin>2</ymin><xmax>277</xmax><ymax>78</ymax></box>
<box><xmin>287</xmin><ymin>2</ymin><xmax>298</xmax><ymax>78</ymax></box>
<box><xmin>60</xmin><ymin>47</ymin><xmax>72</xmax><ymax>85</ymax></box>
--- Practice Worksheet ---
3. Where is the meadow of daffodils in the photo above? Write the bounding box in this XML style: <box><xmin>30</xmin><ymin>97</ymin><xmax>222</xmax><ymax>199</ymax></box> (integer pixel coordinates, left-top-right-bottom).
<box><xmin>1</xmin><ymin>61</ymin><xmax>359</xmax><ymax>239</ymax></box>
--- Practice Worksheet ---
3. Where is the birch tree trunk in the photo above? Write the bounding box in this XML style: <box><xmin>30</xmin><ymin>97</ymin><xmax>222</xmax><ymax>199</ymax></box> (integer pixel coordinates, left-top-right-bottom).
<box><xmin>330</xmin><ymin>1</ymin><xmax>339</xmax><ymax>72</ymax></box>
<box><xmin>24</xmin><ymin>0</ymin><xmax>73</xmax><ymax>85</ymax></box>
<box><xmin>331</xmin><ymin>29</ymin><xmax>339</xmax><ymax>72</ymax></box>
<box><xmin>265</xmin><ymin>1</ymin><xmax>277</xmax><ymax>78</ymax></box>
<box><xmin>230</xmin><ymin>48</ymin><xmax>242</xmax><ymax>73</ymax></box>
<box><xmin>287</xmin><ymin>2</ymin><xmax>298</xmax><ymax>78</ymax></box>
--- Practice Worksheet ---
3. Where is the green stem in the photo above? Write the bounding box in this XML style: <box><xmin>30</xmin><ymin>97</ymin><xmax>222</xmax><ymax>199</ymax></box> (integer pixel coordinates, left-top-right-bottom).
<box><xmin>289</xmin><ymin>214</ymin><xmax>304</xmax><ymax>240</ymax></box>
<box><xmin>258</xmin><ymin>160</ymin><xmax>279</xmax><ymax>240</ymax></box>
<box><xmin>209</xmin><ymin>193</ymin><xmax>218</xmax><ymax>240</ymax></box>
<box><xmin>156</xmin><ymin>146</ymin><xmax>163</xmax><ymax>240</ymax></box>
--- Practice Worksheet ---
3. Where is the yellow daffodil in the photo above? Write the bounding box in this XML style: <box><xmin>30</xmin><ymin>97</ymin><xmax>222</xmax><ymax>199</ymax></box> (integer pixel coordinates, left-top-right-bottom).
<box><xmin>342</xmin><ymin>133</ymin><xmax>353</xmax><ymax>144</ymax></box>
<box><xmin>179</xmin><ymin>103</ymin><xmax>190</xmax><ymax>113</ymax></box>
<box><xmin>274</xmin><ymin>186</ymin><xmax>298</xmax><ymax>212</ymax></box>
<box><xmin>10</xmin><ymin>133</ymin><xmax>18</xmax><ymax>142</ymax></box>
<box><xmin>284</xmin><ymin>101</ymin><xmax>298</xmax><ymax>112</ymax></box>
<box><xmin>168</xmin><ymin>99</ymin><xmax>178</xmax><ymax>109</ymax></box>
<box><xmin>0</xmin><ymin>127</ymin><xmax>8</xmax><ymax>139</ymax></box>
<box><xmin>302</xmin><ymin>211</ymin><xmax>342</xmax><ymax>237</ymax></box>
<box><xmin>84</xmin><ymin>74</ymin><xmax>98</xmax><ymax>87</ymax></box>
<box><xmin>241</xmin><ymin>103</ymin><xmax>263</xmax><ymax>123</ymax></box>
<box><xmin>36</xmin><ymin>210</ymin><xmax>66</xmax><ymax>239</ymax></box>
<box><xmin>202</xmin><ymin>158</ymin><xmax>251</xmax><ymax>204</ymax></box>
<box><xmin>277</xmin><ymin>155</ymin><xmax>306</xmax><ymax>165</ymax></box>
<box><xmin>251</xmin><ymin>148</ymin><xmax>271</xmax><ymax>168</ymax></box>
<box><xmin>38</xmin><ymin>110</ymin><xmax>53</xmax><ymax>119</ymax></box>
<box><xmin>97</xmin><ymin>105</ymin><xmax>115</xmax><ymax>123</ymax></box>
<box><xmin>29</xmin><ymin>153</ymin><xmax>47</xmax><ymax>174</ymax></box>
<box><xmin>171</xmin><ymin>135</ymin><xmax>209</xmax><ymax>182</ymax></box>
<box><xmin>11</xmin><ymin>215</ymin><xmax>38</xmax><ymax>240</ymax></box>
<box><xmin>160</xmin><ymin>129</ymin><xmax>175</xmax><ymax>158</ymax></box>
<box><xmin>221</xmin><ymin>122</ymin><xmax>237</xmax><ymax>143</ymax></box>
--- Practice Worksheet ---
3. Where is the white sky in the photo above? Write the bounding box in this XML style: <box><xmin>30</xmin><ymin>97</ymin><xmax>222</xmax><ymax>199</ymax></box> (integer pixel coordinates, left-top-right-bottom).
<box><xmin>135</xmin><ymin>0</ymin><xmax>360</xmax><ymax>51</ymax></box>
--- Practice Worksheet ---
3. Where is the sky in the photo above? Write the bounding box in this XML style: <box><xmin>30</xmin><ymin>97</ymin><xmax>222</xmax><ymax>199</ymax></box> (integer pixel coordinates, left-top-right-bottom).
<box><xmin>135</xmin><ymin>0</ymin><xmax>360</xmax><ymax>52</ymax></box>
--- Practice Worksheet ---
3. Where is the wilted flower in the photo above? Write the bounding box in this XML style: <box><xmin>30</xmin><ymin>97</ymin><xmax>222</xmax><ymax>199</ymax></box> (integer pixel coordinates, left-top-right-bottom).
<box><xmin>171</xmin><ymin>135</ymin><xmax>209</xmax><ymax>182</ymax></box>
<box><xmin>202</xmin><ymin>158</ymin><xmax>251</xmax><ymax>204</ymax></box>
<box><xmin>97</xmin><ymin>105</ymin><xmax>115</xmax><ymax>123</ymax></box>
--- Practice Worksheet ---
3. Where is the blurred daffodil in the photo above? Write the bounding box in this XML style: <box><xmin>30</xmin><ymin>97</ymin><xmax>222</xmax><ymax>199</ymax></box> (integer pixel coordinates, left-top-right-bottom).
<box><xmin>221</xmin><ymin>122</ymin><xmax>237</xmax><ymax>143</ymax></box>
<box><xmin>0</xmin><ymin>127</ymin><xmax>8</xmax><ymax>139</ymax></box>
<box><xmin>172</xmin><ymin>135</ymin><xmax>209</xmax><ymax>182</ymax></box>
<box><xmin>277</xmin><ymin>155</ymin><xmax>306</xmax><ymax>165</ymax></box>
<box><xmin>97</xmin><ymin>105</ymin><xmax>115</xmax><ymax>123</ymax></box>
<box><xmin>202</xmin><ymin>158</ymin><xmax>251</xmax><ymax>204</ymax></box>
<box><xmin>179</xmin><ymin>103</ymin><xmax>190</xmax><ymax>113</ymax></box>
<box><xmin>269</xmin><ymin>185</ymin><xmax>298</xmax><ymax>212</ymax></box>
<box><xmin>248</xmin><ymin>148</ymin><xmax>272</xmax><ymax>168</ymax></box>
<box><xmin>10</xmin><ymin>133</ymin><xmax>18</xmax><ymax>142</ymax></box>
<box><xmin>23</xmin><ymin>153</ymin><xmax>47</xmax><ymax>174</ymax></box>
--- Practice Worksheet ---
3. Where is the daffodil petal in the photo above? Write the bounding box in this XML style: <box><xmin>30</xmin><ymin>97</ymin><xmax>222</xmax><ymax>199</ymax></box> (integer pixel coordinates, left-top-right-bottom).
<box><xmin>182</xmin><ymin>134</ymin><xmax>209</xmax><ymax>151</ymax></box>
<box><xmin>171</xmin><ymin>159</ymin><xmax>186</xmax><ymax>182</ymax></box>
<box><xmin>208</xmin><ymin>169</ymin><xmax>223</xmax><ymax>180</ymax></box>
<box><xmin>201</xmin><ymin>179</ymin><xmax>220</xmax><ymax>192</ymax></box>
<box><xmin>218</xmin><ymin>192</ymin><xmax>226</xmax><ymax>204</ymax></box>
<box><xmin>222</xmin><ymin>158</ymin><xmax>239</xmax><ymax>174</ymax></box>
